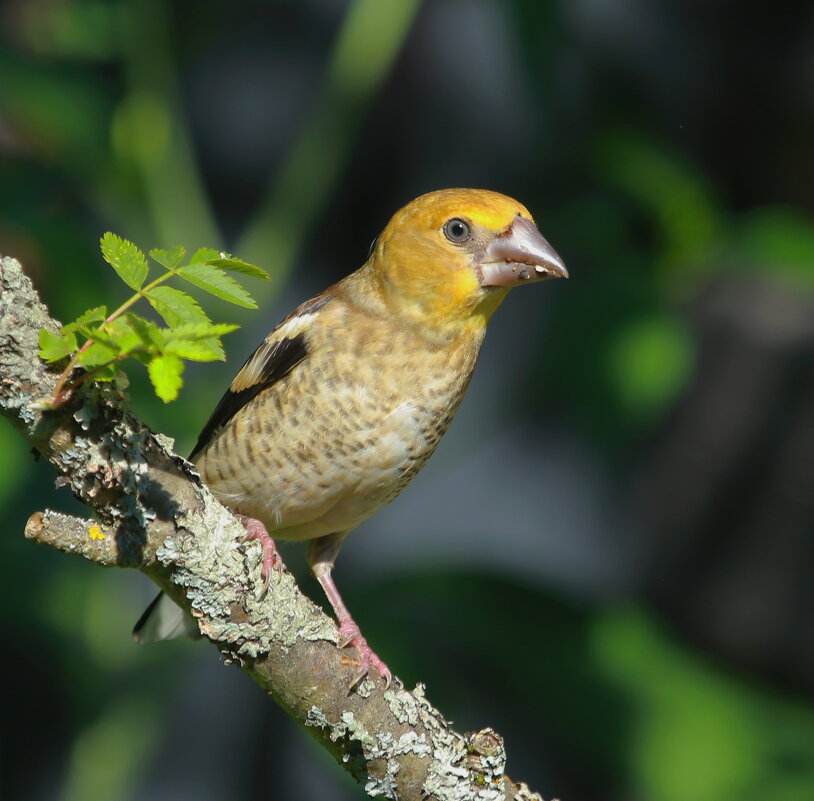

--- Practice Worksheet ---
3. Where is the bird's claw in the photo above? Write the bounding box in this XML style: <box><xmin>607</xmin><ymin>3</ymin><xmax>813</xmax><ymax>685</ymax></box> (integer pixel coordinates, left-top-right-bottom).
<box><xmin>338</xmin><ymin>621</ymin><xmax>392</xmax><ymax>689</ymax></box>
<box><xmin>238</xmin><ymin>516</ymin><xmax>284</xmax><ymax>599</ymax></box>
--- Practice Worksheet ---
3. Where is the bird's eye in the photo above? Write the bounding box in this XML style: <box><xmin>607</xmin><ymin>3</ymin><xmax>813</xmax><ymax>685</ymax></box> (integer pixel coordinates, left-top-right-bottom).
<box><xmin>443</xmin><ymin>218</ymin><xmax>472</xmax><ymax>243</ymax></box>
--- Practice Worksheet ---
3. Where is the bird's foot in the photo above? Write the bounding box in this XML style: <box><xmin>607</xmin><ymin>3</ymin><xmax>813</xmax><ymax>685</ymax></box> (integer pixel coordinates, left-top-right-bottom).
<box><xmin>337</xmin><ymin>620</ymin><xmax>392</xmax><ymax>689</ymax></box>
<box><xmin>237</xmin><ymin>515</ymin><xmax>284</xmax><ymax>598</ymax></box>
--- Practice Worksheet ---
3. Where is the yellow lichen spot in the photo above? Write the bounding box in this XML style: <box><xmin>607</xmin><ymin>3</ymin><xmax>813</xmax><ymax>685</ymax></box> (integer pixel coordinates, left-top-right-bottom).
<box><xmin>88</xmin><ymin>524</ymin><xmax>105</xmax><ymax>541</ymax></box>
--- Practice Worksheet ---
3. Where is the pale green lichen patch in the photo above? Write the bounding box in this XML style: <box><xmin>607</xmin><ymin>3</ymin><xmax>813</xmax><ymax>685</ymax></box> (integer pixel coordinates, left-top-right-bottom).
<box><xmin>153</xmin><ymin>432</ymin><xmax>176</xmax><ymax>452</ymax></box>
<box><xmin>307</xmin><ymin>691</ymin><xmax>462</xmax><ymax>801</ymax></box>
<box><xmin>384</xmin><ymin>683</ymin><xmax>509</xmax><ymax>799</ymax></box>
<box><xmin>305</xmin><ymin>706</ymin><xmax>373</xmax><ymax>787</ymax></box>
<box><xmin>73</xmin><ymin>401</ymin><xmax>97</xmax><ymax>431</ymax></box>
<box><xmin>395</xmin><ymin>730</ymin><xmax>430</xmax><ymax>758</ymax></box>
<box><xmin>385</xmin><ymin>685</ymin><xmax>422</xmax><ymax>726</ymax></box>
<box><xmin>158</xmin><ymin>488</ymin><xmax>334</xmax><ymax>658</ymax></box>
<box><xmin>464</xmin><ymin>728</ymin><xmax>506</xmax><ymax>787</ymax></box>
<box><xmin>47</xmin><ymin>391</ymin><xmax>158</xmax><ymax>531</ymax></box>
<box><xmin>340</xmin><ymin>711</ymin><xmax>377</xmax><ymax>749</ymax></box>
<box><xmin>305</xmin><ymin>707</ymin><xmax>403</xmax><ymax>799</ymax></box>
<box><xmin>305</xmin><ymin>705</ymin><xmax>329</xmax><ymax>729</ymax></box>
<box><xmin>424</xmin><ymin>739</ymin><xmax>470</xmax><ymax>798</ymax></box>
<box><xmin>388</xmin><ymin>684</ymin><xmax>507</xmax><ymax>801</ymax></box>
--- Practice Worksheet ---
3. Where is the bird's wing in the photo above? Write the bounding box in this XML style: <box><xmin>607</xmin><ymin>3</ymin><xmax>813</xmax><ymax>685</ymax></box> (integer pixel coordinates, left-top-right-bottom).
<box><xmin>189</xmin><ymin>290</ymin><xmax>334</xmax><ymax>460</ymax></box>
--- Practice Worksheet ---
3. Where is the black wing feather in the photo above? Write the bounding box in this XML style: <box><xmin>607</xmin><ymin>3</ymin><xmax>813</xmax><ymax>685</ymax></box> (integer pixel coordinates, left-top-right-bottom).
<box><xmin>189</xmin><ymin>334</ymin><xmax>307</xmax><ymax>460</ymax></box>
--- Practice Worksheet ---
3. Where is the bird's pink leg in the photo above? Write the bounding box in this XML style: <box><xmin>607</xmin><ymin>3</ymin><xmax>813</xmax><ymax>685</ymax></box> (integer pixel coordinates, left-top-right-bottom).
<box><xmin>236</xmin><ymin>514</ymin><xmax>284</xmax><ymax>598</ymax></box>
<box><xmin>315</xmin><ymin>570</ymin><xmax>392</xmax><ymax>688</ymax></box>
<box><xmin>308</xmin><ymin>533</ymin><xmax>392</xmax><ymax>688</ymax></box>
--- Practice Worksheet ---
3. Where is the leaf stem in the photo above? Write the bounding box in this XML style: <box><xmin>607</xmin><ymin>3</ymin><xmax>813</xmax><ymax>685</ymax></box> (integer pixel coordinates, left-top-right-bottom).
<box><xmin>50</xmin><ymin>269</ymin><xmax>177</xmax><ymax>406</ymax></box>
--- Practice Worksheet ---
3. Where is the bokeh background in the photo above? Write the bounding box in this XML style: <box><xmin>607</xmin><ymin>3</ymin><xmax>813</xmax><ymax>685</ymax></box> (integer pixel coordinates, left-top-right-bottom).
<box><xmin>2</xmin><ymin>1</ymin><xmax>814</xmax><ymax>799</ymax></box>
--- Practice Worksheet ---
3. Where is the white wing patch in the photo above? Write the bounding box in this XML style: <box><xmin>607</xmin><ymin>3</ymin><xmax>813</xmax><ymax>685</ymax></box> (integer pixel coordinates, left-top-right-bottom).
<box><xmin>230</xmin><ymin>312</ymin><xmax>317</xmax><ymax>393</ymax></box>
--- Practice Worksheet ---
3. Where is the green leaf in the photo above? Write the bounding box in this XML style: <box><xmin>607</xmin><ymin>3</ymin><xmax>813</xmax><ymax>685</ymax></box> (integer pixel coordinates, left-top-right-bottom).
<box><xmin>61</xmin><ymin>306</ymin><xmax>107</xmax><ymax>334</ymax></box>
<box><xmin>189</xmin><ymin>247</ymin><xmax>220</xmax><ymax>264</ymax></box>
<box><xmin>105</xmin><ymin>316</ymin><xmax>151</xmax><ymax>353</ymax></box>
<box><xmin>163</xmin><ymin>322</ymin><xmax>240</xmax><ymax>340</ymax></box>
<box><xmin>146</xmin><ymin>285</ymin><xmax>210</xmax><ymax>327</ymax></box>
<box><xmin>91</xmin><ymin>365</ymin><xmax>120</xmax><ymax>383</ymax></box>
<box><xmin>74</xmin><ymin>317</ymin><xmax>139</xmax><ymax>353</ymax></box>
<box><xmin>100</xmin><ymin>232</ymin><xmax>149</xmax><ymax>290</ymax></box>
<box><xmin>160</xmin><ymin>322</ymin><xmax>239</xmax><ymax>362</ymax></box>
<box><xmin>149</xmin><ymin>245</ymin><xmax>186</xmax><ymax>270</ymax></box>
<box><xmin>148</xmin><ymin>354</ymin><xmax>184</xmax><ymax>402</ymax></box>
<box><xmin>76</xmin><ymin>341</ymin><xmax>118</xmax><ymax>370</ymax></box>
<box><xmin>205</xmin><ymin>257</ymin><xmax>269</xmax><ymax>281</ymax></box>
<box><xmin>39</xmin><ymin>328</ymin><xmax>77</xmax><ymax>362</ymax></box>
<box><xmin>76</xmin><ymin>320</ymin><xmax>126</xmax><ymax>351</ymax></box>
<box><xmin>163</xmin><ymin>338</ymin><xmax>224</xmax><ymax>361</ymax></box>
<box><xmin>176</xmin><ymin>263</ymin><xmax>257</xmax><ymax>308</ymax></box>
<box><xmin>122</xmin><ymin>313</ymin><xmax>163</xmax><ymax>349</ymax></box>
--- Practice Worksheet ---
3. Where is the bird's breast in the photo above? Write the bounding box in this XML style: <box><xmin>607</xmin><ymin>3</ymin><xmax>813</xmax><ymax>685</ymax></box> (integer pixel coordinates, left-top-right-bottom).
<box><xmin>195</xmin><ymin>306</ymin><xmax>483</xmax><ymax>539</ymax></box>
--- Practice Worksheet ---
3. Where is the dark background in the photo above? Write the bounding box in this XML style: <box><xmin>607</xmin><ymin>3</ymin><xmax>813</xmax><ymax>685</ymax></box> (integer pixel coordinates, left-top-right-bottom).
<box><xmin>2</xmin><ymin>1</ymin><xmax>813</xmax><ymax>800</ymax></box>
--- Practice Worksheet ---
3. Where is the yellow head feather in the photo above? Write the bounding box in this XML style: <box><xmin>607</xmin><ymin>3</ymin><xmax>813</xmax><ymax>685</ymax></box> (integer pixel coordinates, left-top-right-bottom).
<box><xmin>369</xmin><ymin>189</ymin><xmax>535</xmax><ymax>337</ymax></box>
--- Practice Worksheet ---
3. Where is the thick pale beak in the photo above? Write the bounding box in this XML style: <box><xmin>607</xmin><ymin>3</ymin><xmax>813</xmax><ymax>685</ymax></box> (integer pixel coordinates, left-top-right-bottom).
<box><xmin>478</xmin><ymin>215</ymin><xmax>568</xmax><ymax>287</ymax></box>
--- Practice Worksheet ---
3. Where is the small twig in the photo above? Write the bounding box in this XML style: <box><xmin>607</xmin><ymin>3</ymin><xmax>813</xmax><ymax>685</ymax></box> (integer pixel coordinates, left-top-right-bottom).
<box><xmin>50</xmin><ymin>267</ymin><xmax>179</xmax><ymax>405</ymax></box>
<box><xmin>25</xmin><ymin>510</ymin><xmax>157</xmax><ymax>568</ymax></box>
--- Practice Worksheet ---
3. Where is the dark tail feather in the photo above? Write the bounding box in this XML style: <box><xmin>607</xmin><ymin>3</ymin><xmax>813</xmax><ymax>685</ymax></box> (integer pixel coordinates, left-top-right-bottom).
<box><xmin>133</xmin><ymin>591</ymin><xmax>200</xmax><ymax>643</ymax></box>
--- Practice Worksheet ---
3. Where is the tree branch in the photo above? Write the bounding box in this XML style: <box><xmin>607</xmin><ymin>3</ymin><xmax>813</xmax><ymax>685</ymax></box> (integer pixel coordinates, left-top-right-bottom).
<box><xmin>0</xmin><ymin>255</ymin><xmax>554</xmax><ymax>801</ymax></box>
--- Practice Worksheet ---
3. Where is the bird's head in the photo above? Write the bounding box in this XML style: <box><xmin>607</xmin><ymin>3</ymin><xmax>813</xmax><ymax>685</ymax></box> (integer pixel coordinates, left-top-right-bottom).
<box><xmin>367</xmin><ymin>188</ymin><xmax>567</xmax><ymax>339</ymax></box>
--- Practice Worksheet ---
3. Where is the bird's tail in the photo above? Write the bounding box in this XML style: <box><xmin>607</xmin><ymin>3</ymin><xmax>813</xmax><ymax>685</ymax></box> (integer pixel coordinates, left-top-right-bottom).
<box><xmin>132</xmin><ymin>591</ymin><xmax>200</xmax><ymax>643</ymax></box>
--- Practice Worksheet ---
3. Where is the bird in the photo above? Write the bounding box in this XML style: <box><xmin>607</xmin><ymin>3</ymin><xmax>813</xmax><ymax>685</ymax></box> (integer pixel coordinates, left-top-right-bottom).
<box><xmin>134</xmin><ymin>188</ymin><xmax>567</xmax><ymax>687</ymax></box>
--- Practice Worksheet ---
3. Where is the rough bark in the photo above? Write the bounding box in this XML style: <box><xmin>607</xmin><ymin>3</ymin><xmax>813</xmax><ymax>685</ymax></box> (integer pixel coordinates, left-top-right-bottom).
<box><xmin>0</xmin><ymin>255</ymin><xmax>554</xmax><ymax>801</ymax></box>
